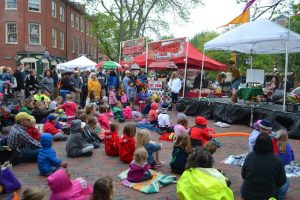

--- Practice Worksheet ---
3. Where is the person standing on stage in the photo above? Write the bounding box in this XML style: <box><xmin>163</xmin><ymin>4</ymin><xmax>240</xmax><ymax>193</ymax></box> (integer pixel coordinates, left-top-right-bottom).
<box><xmin>229</xmin><ymin>60</ymin><xmax>241</xmax><ymax>103</ymax></box>
<box><xmin>168</xmin><ymin>72</ymin><xmax>182</xmax><ymax>111</ymax></box>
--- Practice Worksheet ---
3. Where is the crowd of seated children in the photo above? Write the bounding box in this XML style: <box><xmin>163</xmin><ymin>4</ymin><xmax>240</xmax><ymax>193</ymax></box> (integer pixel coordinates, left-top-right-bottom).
<box><xmin>119</xmin><ymin>124</ymin><xmax>136</xmax><ymax>163</ymax></box>
<box><xmin>127</xmin><ymin>147</ymin><xmax>152</xmax><ymax>183</ymax></box>
<box><xmin>136</xmin><ymin>129</ymin><xmax>164</xmax><ymax>169</ymax></box>
<box><xmin>104</xmin><ymin>122</ymin><xmax>120</xmax><ymax>156</ymax></box>
<box><xmin>65</xmin><ymin>119</ymin><xmax>94</xmax><ymax>157</ymax></box>
<box><xmin>38</xmin><ymin>133</ymin><xmax>68</xmax><ymax>176</ymax></box>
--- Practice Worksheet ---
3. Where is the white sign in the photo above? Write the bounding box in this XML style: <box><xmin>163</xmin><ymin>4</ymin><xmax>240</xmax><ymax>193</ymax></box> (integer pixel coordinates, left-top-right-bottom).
<box><xmin>149</xmin><ymin>81</ymin><xmax>163</xmax><ymax>89</ymax></box>
<box><xmin>246</xmin><ymin>69</ymin><xmax>264</xmax><ymax>84</ymax></box>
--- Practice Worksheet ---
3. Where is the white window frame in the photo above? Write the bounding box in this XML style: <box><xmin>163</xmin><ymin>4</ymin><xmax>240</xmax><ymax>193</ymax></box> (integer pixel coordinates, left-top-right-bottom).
<box><xmin>5</xmin><ymin>0</ymin><xmax>17</xmax><ymax>10</ymax></box>
<box><xmin>71</xmin><ymin>13</ymin><xmax>74</xmax><ymax>28</ymax></box>
<box><xmin>77</xmin><ymin>37</ymin><xmax>80</xmax><ymax>53</ymax></box>
<box><xmin>6</xmin><ymin>22</ymin><xmax>18</xmax><ymax>44</ymax></box>
<box><xmin>75</xmin><ymin>16</ymin><xmax>79</xmax><ymax>30</ymax></box>
<box><xmin>71</xmin><ymin>36</ymin><xmax>75</xmax><ymax>52</ymax></box>
<box><xmin>28</xmin><ymin>0</ymin><xmax>41</xmax><ymax>12</ymax></box>
<box><xmin>81</xmin><ymin>19</ymin><xmax>84</xmax><ymax>32</ymax></box>
<box><xmin>59</xmin><ymin>6</ymin><xmax>64</xmax><ymax>22</ymax></box>
<box><xmin>28</xmin><ymin>23</ymin><xmax>41</xmax><ymax>45</ymax></box>
<box><xmin>52</xmin><ymin>0</ymin><xmax>56</xmax><ymax>18</ymax></box>
<box><xmin>60</xmin><ymin>32</ymin><xmax>64</xmax><ymax>50</ymax></box>
<box><xmin>52</xmin><ymin>28</ymin><xmax>57</xmax><ymax>48</ymax></box>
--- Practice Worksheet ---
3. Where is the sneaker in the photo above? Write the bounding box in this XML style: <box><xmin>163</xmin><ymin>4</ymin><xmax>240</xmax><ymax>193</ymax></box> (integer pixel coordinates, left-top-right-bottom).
<box><xmin>151</xmin><ymin>161</ymin><xmax>166</xmax><ymax>169</ymax></box>
<box><xmin>54</xmin><ymin>136</ymin><xmax>68</xmax><ymax>141</ymax></box>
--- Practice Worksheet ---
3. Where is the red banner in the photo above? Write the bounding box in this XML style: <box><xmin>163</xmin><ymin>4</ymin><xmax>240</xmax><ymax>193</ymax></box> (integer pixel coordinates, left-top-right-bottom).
<box><xmin>121</xmin><ymin>38</ymin><xmax>145</xmax><ymax>64</ymax></box>
<box><xmin>147</xmin><ymin>38</ymin><xmax>185</xmax><ymax>61</ymax></box>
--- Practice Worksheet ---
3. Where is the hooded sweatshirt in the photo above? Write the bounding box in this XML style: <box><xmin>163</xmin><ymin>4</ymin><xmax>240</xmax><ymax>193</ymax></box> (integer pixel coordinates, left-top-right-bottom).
<box><xmin>38</xmin><ymin>133</ymin><xmax>61</xmax><ymax>175</ymax></box>
<box><xmin>127</xmin><ymin>161</ymin><xmax>151</xmax><ymax>183</ymax></box>
<box><xmin>149</xmin><ymin>102</ymin><xmax>158</xmax><ymax>122</ymax></box>
<box><xmin>47</xmin><ymin>169</ymin><xmax>93</xmax><ymax>200</ymax></box>
<box><xmin>119</xmin><ymin>135</ymin><xmax>135</xmax><ymax>163</ymax></box>
<box><xmin>189</xmin><ymin>116</ymin><xmax>211</xmax><ymax>145</ymax></box>
<box><xmin>104</xmin><ymin>131</ymin><xmax>120</xmax><ymax>156</ymax></box>
<box><xmin>65</xmin><ymin>120</ymin><xmax>91</xmax><ymax>157</ymax></box>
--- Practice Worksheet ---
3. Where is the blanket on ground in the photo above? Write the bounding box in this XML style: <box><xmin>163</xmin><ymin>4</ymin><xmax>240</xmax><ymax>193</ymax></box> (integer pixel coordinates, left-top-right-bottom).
<box><xmin>136</xmin><ymin>122</ymin><xmax>160</xmax><ymax>132</ymax></box>
<box><xmin>159</xmin><ymin>132</ymin><xmax>175</xmax><ymax>142</ymax></box>
<box><xmin>118</xmin><ymin>169</ymin><xmax>176</xmax><ymax>193</ymax></box>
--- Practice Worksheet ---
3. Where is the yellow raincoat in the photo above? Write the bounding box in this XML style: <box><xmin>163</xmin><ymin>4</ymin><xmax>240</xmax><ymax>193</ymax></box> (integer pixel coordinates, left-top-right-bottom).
<box><xmin>88</xmin><ymin>79</ymin><xmax>101</xmax><ymax>99</ymax></box>
<box><xmin>177</xmin><ymin>168</ymin><xmax>234</xmax><ymax>200</ymax></box>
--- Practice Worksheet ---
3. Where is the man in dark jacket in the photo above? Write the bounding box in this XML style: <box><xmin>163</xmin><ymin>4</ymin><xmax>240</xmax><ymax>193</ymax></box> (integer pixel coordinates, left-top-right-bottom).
<box><xmin>65</xmin><ymin>120</ymin><xmax>94</xmax><ymax>157</ymax></box>
<box><xmin>13</xmin><ymin>63</ymin><xmax>25</xmax><ymax>102</ymax></box>
<box><xmin>51</xmin><ymin>65</ymin><xmax>59</xmax><ymax>98</ymax></box>
<box><xmin>97</xmin><ymin>69</ymin><xmax>107</xmax><ymax>97</ymax></box>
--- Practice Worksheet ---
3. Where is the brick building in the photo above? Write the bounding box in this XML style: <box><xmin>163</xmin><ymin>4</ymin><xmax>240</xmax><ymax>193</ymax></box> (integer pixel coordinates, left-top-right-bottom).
<box><xmin>0</xmin><ymin>0</ymin><xmax>99</xmax><ymax>75</ymax></box>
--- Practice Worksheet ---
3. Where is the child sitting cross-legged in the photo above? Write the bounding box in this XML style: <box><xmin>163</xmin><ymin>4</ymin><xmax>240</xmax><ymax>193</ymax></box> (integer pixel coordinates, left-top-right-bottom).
<box><xmin>98</xmin><ymin>105</ymin><xmax>110</xmax><ymax>131</ymax></box>
<box><xmin>189</xmin><ymin>116</ymin><xmax>212</xmax><ymax>147</ymax></box>
<box><xmin>136</xmin><ymin>129</ymin><xmax>164</xmax><ymax>169</ymax></box>
<box><xmin>127</xmin><ymin>147</ymin><xmax>153</xmax><ymax>183</ymax></box>
<box><xmin>170</xmin><ymin>134</ymin><xmax>193</xmax><ymax>174</ymax></box>
<box><xmin>277</xmin><ymin>130</ymin><xmax>295</xmax><ymax>166</ymax></box>
<box><xmin>56</xmin><ymin>94</ymin><xmax>78</xmax><ymax>126</ymax></box>
<box><xmin>174</xmin><ymin>118</ymin><xmax>189</xmax><ymax>142</ymax></box>
<box><xmin>43</xmin><ymin>114</ymin><xmax>68</xmax><ymax>141</ymax></box>
<box><xmin>149</xmin><ymin>102</ymin><xmax>159</xmax><ymax>125</ymax></box>
<box><xmin>27</xmin><ymin>117</ymin><xmax>41</xmax><ymax>141</ymax></box>
<box><xmin>113</xmin><ymin>101</ymin><xmax>125</xmax><ymax>123</ymax></box>
<box><xmin>119</xmin><ymin>124</ymin><xmax>136</xmax><ymax>163</ymax></box>
<box><xmin>38</xmin><ymin>133</ymin><xmax>68</xmax><ymax>176</ymax></box>
<box><xmin>158</xmin><ymin>102</ymin><xmax>173</xmax><ymax>133</ymax></box>
<box><xmin>104</xmin><ymin>121</ymin><xmax>120</xmax><ymax>156</ymax></box>
<box><xmin>90</xmin><ymin>176</ymin><xmax>114</xmax><ymax>200</ymax></box>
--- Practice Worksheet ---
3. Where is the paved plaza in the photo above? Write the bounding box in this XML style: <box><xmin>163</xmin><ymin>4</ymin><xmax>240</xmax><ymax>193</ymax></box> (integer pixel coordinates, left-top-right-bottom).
<box><xmin>2</xmin><ymin>112</ymin><xmax>300</xmax><ymax>200</ymax></box>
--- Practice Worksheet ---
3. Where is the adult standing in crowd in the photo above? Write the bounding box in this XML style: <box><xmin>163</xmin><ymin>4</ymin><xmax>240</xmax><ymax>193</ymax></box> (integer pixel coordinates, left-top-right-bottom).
<box><xmin>7</xmin><ymin>112</ymin><xmax>41</xmax><ymax>162</ymax></box>
<box><xmin>39</xmin><ymin>70</ymin><xmax>54</xmax><ymax>98</ymax></box>
<box><xmin>107</xmin><ymin>70</ymin><xmax>119</xmax><ymax>93</ymax></box>
<box><xmin>88</xmin><ymin>72</ymin><xmax>101</xmax><ymax>101</ymax></box>
<box><xmin>24</xmin><ymin>69</ymin><xmax>39</xmax><ymax>97</ymax></box>
<box><xmin>229</xmin><ymin>60</ymin><xmax>240</xmax><ymax>103</ymax></box>
<box><xmin>135</xmin><ymin>71</ymin><xmax>147</xmax><ymax>93</ymax></box>
<box><xmin>123</xmin><ymin>70</ymin><xmax>131</xmax><ymax>92</ymax></box>
<box><xmin>168</xmin><ymin>72</ymin><xmax>182</xmax><ymax>110</ymax></box>
<box><xmin>13</xmin><ymin>63</ymin><xmax>25</xmax><ymax>102</ymax></box>
<box><xmin>22</xmin><ymin>65</ymin><xmax>30</xmax><ymax>81</ymax></box>
<box><xmin>80</xmin><ymin>70</ymin><xmax>90</xmax><ymax>108</ymax></box>
<box><xmin>51</xmin><ymin>65</ymin><xmax>59</xmax><ymax>98</ymax></box>
<box><xmin>60</xmin><ymin>72</ymin><xmax>75</xmax><ymax>101</ymax></box>
<box><xmin>71</xmin><ymin>70</ymin><xmax>83</xmax><ymax>105</ymax></box>
<box><xmin>97</xmin><ymin>69</ymin><xmax>107</xmax><ymax>97</ymax></box>
<box><xmin>241</xmin><ymin>133</ymin><xmax>288</xmax><ymax>200</ymax></box>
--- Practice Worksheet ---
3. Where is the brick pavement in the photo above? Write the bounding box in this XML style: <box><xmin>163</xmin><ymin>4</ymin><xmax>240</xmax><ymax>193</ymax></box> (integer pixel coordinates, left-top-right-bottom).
<box><xmin>2</xmin><ymin>112</ymin><xmax>300</xmax><ymax>200</ymax></box>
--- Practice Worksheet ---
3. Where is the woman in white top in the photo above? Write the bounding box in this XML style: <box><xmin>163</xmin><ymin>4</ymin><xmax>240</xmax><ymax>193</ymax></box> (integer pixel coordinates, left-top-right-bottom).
<box><xmin>168</xmin><ymin>72</ymin><xmax>181</xmax><ymax>110</ymax></box>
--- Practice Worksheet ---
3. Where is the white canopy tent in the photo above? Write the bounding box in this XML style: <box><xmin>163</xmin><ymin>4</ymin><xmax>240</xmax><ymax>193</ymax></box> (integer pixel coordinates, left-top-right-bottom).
<box><xmin>57</xmin><ymin>56</ymin><xmax>97</xmax><ymax>71</ymax></box>
<box><xmin>201</xmin><ymin>18</ymin><xmax>300</xmax><ymax>111</ymax></box>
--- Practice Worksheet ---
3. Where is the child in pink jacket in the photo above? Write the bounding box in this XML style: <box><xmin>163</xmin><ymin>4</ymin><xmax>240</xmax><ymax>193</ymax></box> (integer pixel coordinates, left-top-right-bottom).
<box><xmin>47</xmin><ymin>169</ymin><xmax>93</xmax><ymax>200</ymax></box>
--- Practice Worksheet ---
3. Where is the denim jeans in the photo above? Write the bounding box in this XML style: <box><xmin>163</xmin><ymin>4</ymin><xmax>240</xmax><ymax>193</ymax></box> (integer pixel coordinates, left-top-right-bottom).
<box><xmin>278</xmin><ymin>179</ymin><xmax>290</xmax><ymax>200</ymax></box>
<box><xmin>59</xmin><ymin>89</ymin><xmax>70</xmax><ymax>101</ymax></box>
<box><xmin>18</xmin><ymin>148</ymin><xmax>40</xmax><ymax>163</ymax></box>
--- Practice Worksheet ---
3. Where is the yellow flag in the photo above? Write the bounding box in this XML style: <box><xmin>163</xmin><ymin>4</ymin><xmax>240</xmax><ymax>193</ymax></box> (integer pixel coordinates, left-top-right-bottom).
<box><xmin>219</xmin><ymin>9</ymin><xmax>250</xmax><ymax>28</ymax></box>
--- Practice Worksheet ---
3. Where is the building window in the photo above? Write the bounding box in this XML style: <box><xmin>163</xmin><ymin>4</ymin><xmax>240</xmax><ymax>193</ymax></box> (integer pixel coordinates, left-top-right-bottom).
<box><xmin>23</xmin><ymin>62</ymin><xmax>36</xmax><ymax>70</ymax></box>
<box><xmin>29</xmin><ymin>23</ymin><xmax>41</xmax><ymax>45</ymax></box>
<box><xmin>59</xmin><ymin>6</ymin><xmax>64</xmax><ymax>22</ymax></box>
<box><xmin>75</xmin><ymin>16</ymin><xmax>79</xmax><ymax>30</ymax></box>
<box><xmin>28</xmin><ymin>0</ymin><xmax>40</xmax><ymax>12</ymax></box>
<box><xmin>71</xmin><ymin>36</ymin><xmax>75</xmax><ymax>52</ymax></box>
<box><xmin>52</xmin><ymin>0</ymin><xmax>56</xmax><ymax>18</ymax></box>
<box><xmin>77</xmin><ymin>37</ymin><xmax>80</xmax><ymax>53</ymax></box>
<box><xmin>52</xmin><ymin>29</ymin><xmax>57</xmax><ymax>48</ymax></box>
<box><xmin>81</xmin><ymin>19</ymin><xmax>84</xmax><ymax>32</ymax></box>
<box><xmin>5</xmin><ymin>0</ymin><xmax>17</xmax><ymax>9</ymax></box>
<box><xmin>6</xmin><ymin>22</ymin><xmax>18</xmax><ymax>44</ymax></box>
<box><xmin>71</xmin><ymin>13</ymin><xmax>74</xmax><ymax>28</ymax></box>
<box><xmin>60</xmin><ymin>32</ymin><xmax>64</xmax><ymax>50</ymax></box>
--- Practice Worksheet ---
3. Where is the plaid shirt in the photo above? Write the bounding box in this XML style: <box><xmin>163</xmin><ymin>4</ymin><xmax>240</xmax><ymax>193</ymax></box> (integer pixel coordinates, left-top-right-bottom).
<box><xmin>8</xmin><ymin>124</ymin><xmax>41</xmax><ymax>152</ymax></box>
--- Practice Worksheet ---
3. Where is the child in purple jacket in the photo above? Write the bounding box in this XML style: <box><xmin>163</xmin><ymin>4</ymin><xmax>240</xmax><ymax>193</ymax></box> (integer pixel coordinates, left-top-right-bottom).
<box><xmin>127</xmin><ymin>147</ymin><xmax>152</xmax><ymax>183</ymax></box>
<box><xmin>277</xmin><ymin>130</ymin><xmax>295</xmax><ymax>165</ymax></box>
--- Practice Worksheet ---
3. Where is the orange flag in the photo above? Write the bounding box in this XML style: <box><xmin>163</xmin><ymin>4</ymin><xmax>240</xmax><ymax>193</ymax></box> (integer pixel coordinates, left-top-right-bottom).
<box><xmin>219</xmin><ymin>8</ymin><xmax>250</xmax><ymax>28</ymax></box>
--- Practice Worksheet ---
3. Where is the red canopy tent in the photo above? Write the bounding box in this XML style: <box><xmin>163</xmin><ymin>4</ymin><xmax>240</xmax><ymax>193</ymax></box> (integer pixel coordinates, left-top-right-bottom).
<box><xmin>134</xmin><ymin>42</ymin><xmax>226</xmax><ymax>71</ymax></box>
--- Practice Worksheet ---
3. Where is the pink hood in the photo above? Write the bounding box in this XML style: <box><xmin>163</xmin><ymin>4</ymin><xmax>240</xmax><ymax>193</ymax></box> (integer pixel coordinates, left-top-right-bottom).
<box><xmin>151</xmin><ymin>102</ymin><xmax>158</xmax><ymax>110</ymax></box>
<box><xmin>47</xmin><ymin>169</ymin><xmax>93</xmax><ymax>200</ymax></box>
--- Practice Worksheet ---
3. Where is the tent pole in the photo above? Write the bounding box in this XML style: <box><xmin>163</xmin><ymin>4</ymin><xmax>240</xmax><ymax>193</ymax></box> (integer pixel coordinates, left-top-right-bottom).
<box><xmin>183</xmin><ymin>39</ymin><xmax>189</xmax><ymax>98</ymax></box>
<box><xmin>145</xmin><ymin>40</ymin><xmax>149</xmax><ymax>74</ymax></box>
<box><xmin>283</xmin><ymin>41</ymin><xmax>289</xmax><ymax>112</ymax></box>
<box><xmin>199</xmin><ymin>49</ymin><xmax>205</xmax><ymax>100</ymax></box>
<box><xmin>250</xmin><ymin>54</ymin><xmax>253</xmax><ymax>69</ymax></box>
<box><xmin>118</xmin><ymin>41</ymin><xmax>122</xmax><ymax>64</ymax></box>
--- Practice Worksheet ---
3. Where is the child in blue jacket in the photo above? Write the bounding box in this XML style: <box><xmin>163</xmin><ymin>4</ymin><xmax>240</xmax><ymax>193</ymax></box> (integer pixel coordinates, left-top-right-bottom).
<box><xmin>38</xmin><ymin>133</ymin><xmax>68</xmax><ymax>176</ymax></box>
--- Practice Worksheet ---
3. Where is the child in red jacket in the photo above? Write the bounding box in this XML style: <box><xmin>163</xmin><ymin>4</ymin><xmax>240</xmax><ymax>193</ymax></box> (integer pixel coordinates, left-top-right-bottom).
<box><xmin>43</xmin><ymin>114</ymin><xmax>67</xmax><ymax>141</ymax></box>
<box><xmin>189</xmin><ymin>116</ymin><xmax>213</xmax><ymax>147</ymax></box>
<box><xmin>119</xmin><ymin>124</ymin><xmax>136</xmax><ymax>163</ymax></box>
<box><xmin>57</xmin><ymin>94</ymin><xmax>78</xmax><ymax>126</ymax></box>
<box><xmin>27</xmin><ymin>118</ymin><xmax>40</xmax><ymax>141</ymax></box>
<box><xmin>104</xmin><ymin>122</ymin><xmax>120</xmax><ymax>156</ymax></box>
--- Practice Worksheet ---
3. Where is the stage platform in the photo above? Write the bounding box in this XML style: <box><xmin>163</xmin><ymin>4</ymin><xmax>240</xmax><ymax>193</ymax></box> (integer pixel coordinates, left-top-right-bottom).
<box><xmin>178</xmin><ymin>98</ymin><xmax>300</xmax><ymax>139</ymax></box>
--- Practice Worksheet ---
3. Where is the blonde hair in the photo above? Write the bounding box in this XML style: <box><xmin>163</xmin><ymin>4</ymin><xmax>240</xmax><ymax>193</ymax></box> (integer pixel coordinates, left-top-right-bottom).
<box><xmin>66</xmin><ymin>94</ymin><xmax>73</xmax><ymax>101</ymax></box>
<box><xmin>277</xmin><ymin>130</ymin><xmax>288</xmax><ymax>154</ymax></box>
<box><xmin>56</xmin><ymin>96</ymin><xmax>63</xmax><ymax>102</ymax></box>
<box><xmin>136</xmin><ymin>129</ymin><xmax>150</xmax><ymax>148</ymax></box>
<box><xmin>174</xmin><ymin>134</ymin><xmax>193</xmax><ymax>154</ymax></box>
<box><xmin>133</xmin><ymin>147</ymin><xmax>148</xmax><ymax>165</ymax></box>
<box><xmin>21</xmin><ymin>187</ymin><xmax>46</xmax><ymax>200</ymax></box>
<box><xmin>204</xmin><ymin>140</ymin><xmax>217</xmax><ymax>155</ymax></box>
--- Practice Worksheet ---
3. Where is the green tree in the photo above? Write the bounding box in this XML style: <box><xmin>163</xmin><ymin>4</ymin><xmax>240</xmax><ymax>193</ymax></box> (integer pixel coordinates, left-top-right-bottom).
<box><xmin>84</xmin><ymin>0</ymin><xmax>203</xmax><ymax>60</ymax></box>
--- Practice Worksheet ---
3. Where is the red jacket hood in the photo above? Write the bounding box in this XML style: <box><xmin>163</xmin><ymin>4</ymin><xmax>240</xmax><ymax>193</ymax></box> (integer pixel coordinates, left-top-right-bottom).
<box><xmin>151</xmin><ymin>102</ymin><xmax>158</xmax><ymax>110</ymax></box>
